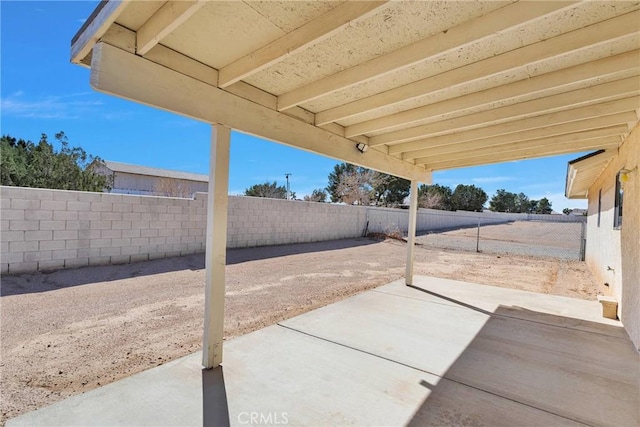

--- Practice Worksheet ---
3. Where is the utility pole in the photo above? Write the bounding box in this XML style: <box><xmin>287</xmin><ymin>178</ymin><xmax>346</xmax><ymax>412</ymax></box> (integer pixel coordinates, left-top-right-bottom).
<box><xmin>285</xmin><ymin>173</ymin><xmax>292</xmax><ymax>200</ymax></box>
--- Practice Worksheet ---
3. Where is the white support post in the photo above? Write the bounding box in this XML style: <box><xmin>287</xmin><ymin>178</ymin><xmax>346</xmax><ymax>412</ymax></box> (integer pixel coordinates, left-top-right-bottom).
<box><xmin>202</xmin><ymin>124</ymin><xmax>231</xmax><ymax>369</ymax></box>
<box><xmin>405</xmin><ymin>180</ymin><xmax>419</xmax><ymax>285</ymax></box>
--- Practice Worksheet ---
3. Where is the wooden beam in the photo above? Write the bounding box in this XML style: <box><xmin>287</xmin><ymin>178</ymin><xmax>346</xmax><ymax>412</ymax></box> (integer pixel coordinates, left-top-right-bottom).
<box><xmin>414</xmin><ymin>125</ymin><xmax>628</xmax><ymax>164</ymax></box>
<box><xmin>397</xmin><ymin>112</ymin><xmax>636</xmax><ymax>159</ymax></box>
<box><xmin>422</xmin><ymin>136</ymin><xmax>621</xmax><ymax>171</ymax></box>
<box><xmin>428</xmin><ymin>142</ymin><xmax>622</xmax><ymax>171</ymax></box>
<box><xmin>71</xmin><ymin>0</ymin><xmax>130</xmax><ymax>64</ymax></box>
<box><xmin>345</xmin><ymin>75</ymin><xmax>640</xmax><ymax>137</ymax></box>
<box><xmin>316</xmin><ymin>11</ymin><xmax>640</xmax><ymax>126</ymax></box>
<box><xmin>136</xmin><ymin>1</ymin><xmax>205</xmax><ymax>56</ymax></box>
<box><xmin>99</xmin><ymin>24</ymin><xmax>333</xmax><ymax>133</ymax></box>
<box><xmin>370</xmin><ymin>96</ymin><xmax>640</xmax><ymax>147</ymax></box>
<box><xmin>90</xmin><ymin>43</ymin><xmax>430</xmax><ymax>181</ymax></box>
<box><xmin>417</xmin><ymin>135</ymin><xmax>623</xmax><ymax>169</ymax></box>
<box><xmin>218</xmin><ymin>1</ymin><xmax>388</xmax><ymax>88</ymax></box>
<box><xmin>202</xmin><ymin>124</ymin><xmax>230</xmax><ymax>369</ymax></box>
<box><xmin>277</xmin><ymin>1</ymin><xmax>575</xmax><ymax>111</ymax></box>
<box><xmin>405</xmin><ymin>180</ymin><xmax>418</xmax><ymax>286</ymax></box>
<box><xmin>345</xmin><ymin>65</ymin><xmax>640</xmax><ymax>137</ymax></box>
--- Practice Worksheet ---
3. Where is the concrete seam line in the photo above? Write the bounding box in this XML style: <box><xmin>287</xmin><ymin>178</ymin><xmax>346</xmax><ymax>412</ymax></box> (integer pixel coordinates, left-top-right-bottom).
<box><xmin>277</xmin><ymin>323</ymin><xmax>592</xmax><ymax>426</ymax></box>
<box><xmin>276</xmin><ymin>323</ymin><xmax>439</xmax><ymax>376</ymax></box>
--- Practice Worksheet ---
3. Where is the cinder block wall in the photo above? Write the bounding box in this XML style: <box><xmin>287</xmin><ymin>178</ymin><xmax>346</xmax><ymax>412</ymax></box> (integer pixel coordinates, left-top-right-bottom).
<box><xmin>1</xmin><ymin>186</ymin><xmax>586</xmax><ymax>274</ymax></box>
<box><xmin>227</xmin><ymin>196</ymin><xmax>367</xmax><ymax>247</ymax></box>
<box><xmin>0</xmin><ymin>187</ymin><xmax>368</xmax><ymax>274</ymax></box>
<box><xmin>1</xmin><ymin>187</ymin><xmax>208</xmax><ymax>274</ymax></box>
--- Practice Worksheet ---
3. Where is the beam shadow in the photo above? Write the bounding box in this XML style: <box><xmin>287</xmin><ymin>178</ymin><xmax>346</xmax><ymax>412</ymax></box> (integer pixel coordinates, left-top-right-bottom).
<box><xmin>0</xmin><ymin>237</ymin><xmax>378</xmax><ymax>296</ymax></box>
<box><xmin>400</xmin><ymin>288</ymin><xmax>639</xmax><ymax>426</ymax></box>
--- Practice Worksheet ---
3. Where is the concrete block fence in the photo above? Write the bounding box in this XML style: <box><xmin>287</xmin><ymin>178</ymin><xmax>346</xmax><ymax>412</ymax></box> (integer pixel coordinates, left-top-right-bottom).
<box><xmin>0</xmin><ymin>186</ymin><xmax>585</xmax><ymax>274</ymax></box>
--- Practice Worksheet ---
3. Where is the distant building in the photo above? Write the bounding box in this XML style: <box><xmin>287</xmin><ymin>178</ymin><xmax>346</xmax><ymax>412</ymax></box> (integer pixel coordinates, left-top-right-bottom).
<box><xmin>568</xmin><ymin>208</ymin><xmax>588</xmax><ymax>216</ymax></box>
<box><xmin>93</xmin><ymin>160</ymin><xmax>208</xmax><ymax>197</ymax></box>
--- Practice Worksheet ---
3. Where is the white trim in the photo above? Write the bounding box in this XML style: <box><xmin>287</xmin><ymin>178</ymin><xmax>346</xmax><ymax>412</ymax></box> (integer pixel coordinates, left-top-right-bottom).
<box><xmin>405</xmin><ymin>180</ymin><xmax>418</xmax><ymax>286</ymax></box>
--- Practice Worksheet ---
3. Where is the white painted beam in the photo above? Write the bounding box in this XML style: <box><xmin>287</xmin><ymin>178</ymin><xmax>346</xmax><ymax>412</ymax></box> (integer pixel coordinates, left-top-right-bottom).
<box><xmin>203</xmin><ymin>124</ymin><xmax>230</xmax><ymax>369</ymax></box>
<box><xmin>218</xmin><ymin>1</ymin><xmax>388</xmax><ymax>88</ymax></box>
<box><xmin>349</xmin><ymin>76</ymin><xmax>640</xmax><ymax>138</ymax></box>
<box><xmin>370</xmin><ymin>96</ymin><xmax>640</xmax><ymax>147</ymax></box>
<box><xmin>90</xmin><ymin>43</ymin><xmax>430</xmax><ymax>182</ymax></box>
<box><xmin>277</xmin><ymin>1</ymin><xmax>576</xmax><ymax>111</ymax></box>
<box><xmin>345</xmin><ymin>67</ymin><xmax>640</xmax><ymax>138</ymax></box>
<box><xmin>316</xmin><ymin>11</ymin><xmax>640</xmax><ymax>126</ymax></box>
<box><xmin>71</xmin><ymin>0</ymin><xmax>131</xmax><ymax>64</ymax></box>
<box><xmin>136</xmin><ymin>1</ymin><xmax>205</xmax><ymax>56</ymax></box>
<box><xmin>413</xmin><ymin>125</ymin><xmax>628</xmax><ymax>164</ymax></box>
<box><xmin>418</xmin><ymin>135</ymin><xmax>622</xmax><ymax>170</ymax></box>
<box><xmin>97</xmin><ymin>24</ymin><xmax>358</xmax><ymax>139</ymax></box>
<box><xmin>397</xmin><ymin>111</ymin><xmax>636</xmax><ymax>159</ymax></box>
<box><xmin>405</xmin><ymin>180</ymin><xmax>418</xmax><ymax>286</ymax></box>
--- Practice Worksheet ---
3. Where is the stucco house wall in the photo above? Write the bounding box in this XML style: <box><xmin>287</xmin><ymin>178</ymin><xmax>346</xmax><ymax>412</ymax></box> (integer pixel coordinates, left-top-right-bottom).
<box><xmin>585</xmin><ymin>123</ymin><xmax>639</xmax><ymax>351</ymax></box>
<box><xmin>92</xmin><ymin>161</ymin><xmax>209</xmax><ymax>197</ymax></box>
<box><xmin>109</xmin><ymin>171</ymin><xmax>208</xmax><ymax>197</ymax></box>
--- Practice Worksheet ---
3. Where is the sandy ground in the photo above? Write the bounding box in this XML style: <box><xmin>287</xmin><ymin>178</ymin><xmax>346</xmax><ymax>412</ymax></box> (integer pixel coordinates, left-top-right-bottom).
<box><xmin>0</xmin><ymin>237</ymin><xmax>604</xmax><ymax>424</ymax></box>
<box><xmin>438</xmin><ymin>220</ymin><xmax>583</xmax><ymax>248</ymax></box>
<box><xmin>417</xmin><ymin>221</ymin><xmax>585</xmax><ymax>260</ymax></box>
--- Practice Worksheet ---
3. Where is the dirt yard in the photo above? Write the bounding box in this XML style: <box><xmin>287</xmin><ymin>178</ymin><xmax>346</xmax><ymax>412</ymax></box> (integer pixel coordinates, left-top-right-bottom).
<box><xmin>0</xmin><ymin>236</ymin><xmax>604</xmax><ymax>424</ymax></box>
<box><xmin>417</xmin><ymin>220</ymin><xmax>585</xmax><ymax>259</ymax></box>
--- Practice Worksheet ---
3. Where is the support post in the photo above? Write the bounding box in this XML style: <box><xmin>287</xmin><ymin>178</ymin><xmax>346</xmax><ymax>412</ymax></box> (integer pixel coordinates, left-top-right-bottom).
<box><xmin>202</xmin><ymin>124</ymin><xmax>231</xmax><ymax>369</ymax></box>
<box><xmin>405</xmin><ymin>180</ymin><xmax>419</xmax><ymax>285</ymax></box>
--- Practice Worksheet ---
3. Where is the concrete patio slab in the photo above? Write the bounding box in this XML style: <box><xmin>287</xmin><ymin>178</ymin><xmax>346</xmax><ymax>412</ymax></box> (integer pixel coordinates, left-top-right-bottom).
<box><xmin>376</xmin><ymin>277</ymin><xmax>626</xmax><ymax>337</ymax></box>
<box><xmin>7</xmin><ymin>276</ymin><xmax>640</xmax><ymax>427</ymax></box>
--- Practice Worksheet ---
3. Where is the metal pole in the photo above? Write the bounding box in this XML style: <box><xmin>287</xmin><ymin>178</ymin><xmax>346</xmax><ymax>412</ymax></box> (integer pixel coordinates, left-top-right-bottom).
<box><xmin>476</xmin><ymin>220</ymin><xmax>481</xmax><ymax>253</ymax></box>
<box><xmin>580</xmin><ymin>221</ymin><xmax>586</xmax><ymax>261</ymax></box>
<box><xmin>285</xmin><ymin>173</ymin><xmax>291</xmax><ymax>200</ymax></box>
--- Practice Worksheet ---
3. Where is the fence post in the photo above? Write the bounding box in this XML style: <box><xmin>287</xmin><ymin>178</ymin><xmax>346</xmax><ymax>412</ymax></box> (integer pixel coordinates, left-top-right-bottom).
<box><xmin>580</xmin><ymin>221</ymin><xmax>587</xmax><ymax>261</ymax></box>
<box><xmin>476</xmin><ymin>220</ymin><xmax>481</xmax><ymax>253</ymax></box>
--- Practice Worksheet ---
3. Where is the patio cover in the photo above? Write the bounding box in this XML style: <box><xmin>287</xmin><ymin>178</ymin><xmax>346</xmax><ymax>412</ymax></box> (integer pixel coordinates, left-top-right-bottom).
<box><xmin>71</xmin><ymin>0</ymin><xmax>640</xmax><ymax>368</ymax></box>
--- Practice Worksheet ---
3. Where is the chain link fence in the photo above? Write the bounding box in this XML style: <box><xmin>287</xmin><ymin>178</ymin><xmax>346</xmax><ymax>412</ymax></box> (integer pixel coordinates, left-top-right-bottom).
<box><xmin>364</xmin><ymin>208</ymin><xmax>587</xmax><ymax>261</ymax></box>
<box><xmin>415</xmin><ymin>214</ymin><xmax>586</xmax><ymax>261</ymax></box>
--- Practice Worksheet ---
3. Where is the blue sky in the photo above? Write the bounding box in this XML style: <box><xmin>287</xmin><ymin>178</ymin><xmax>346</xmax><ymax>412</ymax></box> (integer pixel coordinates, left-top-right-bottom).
<box><xmin>0</xmin><ymin>1</ymin><xmax>588</xmax><ymax>210</ymax></box>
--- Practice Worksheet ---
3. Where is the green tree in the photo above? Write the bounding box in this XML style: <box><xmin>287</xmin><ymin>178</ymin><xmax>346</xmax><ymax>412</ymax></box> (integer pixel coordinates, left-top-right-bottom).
<box><xmin>418</xmin><ymin>184</ymin><xmax>453</xmax><ymax>210</ymax></box>
<box><xmin>514</xmin><ymin>192</ymin><xmax>532</xmax><ymax>213</ymax></box>
<box><xmin>244</xmin><ymin>181</ymin><xmax>292</xmax><ymax>199</ymax></box>
<box><xmin>563</xmin><ymin>208</ymin><xmax>573</xmax><ymax>215</ymax></box>
<box><xmin>1</xmin><ymin>132</ymin><xmax>110</xmax><ymax>192</ymax></box>
<box><xmin>451</xmin><ymin>184</ymin><xmax>487</xmax><ymax>212</ymax></box>
<box><xmin>371</xmin><ymin>173</ymin><xmax>410</xmax><ymax>207</ymax></box>
<box><xmin>533</xmin><ymin>197</ymin><xmax>553</xmax><ymax>214</ymax></box>
<box><xmin>489</xmin><ymin>189</ymin><xmax>517</xmax><ymax>212</ymax></box>
<box><xmin>304</xmin><ymin>188</ymin><xmax>327</xmax><ymax>202</ymax></box>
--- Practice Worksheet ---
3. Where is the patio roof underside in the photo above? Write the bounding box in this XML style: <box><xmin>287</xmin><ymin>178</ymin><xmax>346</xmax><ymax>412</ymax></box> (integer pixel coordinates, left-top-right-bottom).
<box><xmin>72</xmin><ymin>0</ymin><xmax>640</xmax><ymax>182</ymax></box>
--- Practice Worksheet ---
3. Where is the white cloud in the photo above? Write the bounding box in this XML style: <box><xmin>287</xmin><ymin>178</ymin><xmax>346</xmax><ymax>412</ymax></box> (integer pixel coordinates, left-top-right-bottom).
<box><xmin>0</xmin><ymin>92</ymin><xmax>102</xmax><ymax>120</ymax></box>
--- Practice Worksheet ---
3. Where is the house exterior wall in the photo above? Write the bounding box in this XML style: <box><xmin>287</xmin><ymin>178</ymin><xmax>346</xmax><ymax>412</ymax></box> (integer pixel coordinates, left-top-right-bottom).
<box><xmin>585</xmin><ymin>123</ymin><xmax>639</xmax><ymax>351</ymax></box>
<box><xmin>92</xmin><ymin>164</ymin><xmax>208</xmax><ymax>196</ymax></box>
<box><xmin>110</xmin><ymin>172</ymin><xmax>209</xmax><ymax>197</ymax></box>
